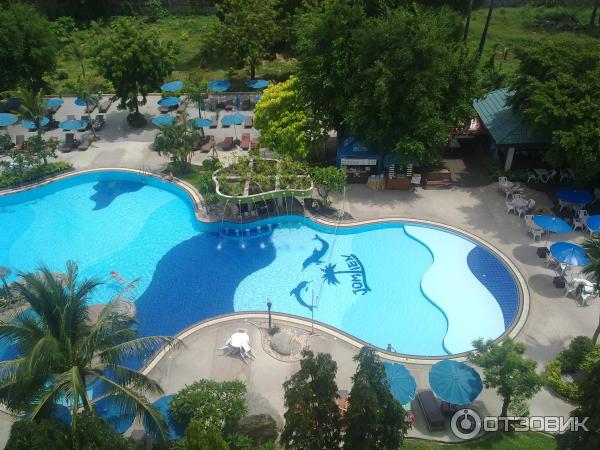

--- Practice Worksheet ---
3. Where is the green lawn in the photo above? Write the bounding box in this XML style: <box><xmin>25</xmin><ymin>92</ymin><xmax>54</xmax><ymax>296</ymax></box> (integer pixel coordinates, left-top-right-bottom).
<box><xmin>46</xmin><ymin>6</ymin><xmax>599</xmax><ymax>95</ymax></box>
<box><xmin>467</xmin><ymin>6</ymin><xmax>600</xmax><ymax>72</ymax></box>
<box><xmin>405</xmin><ymin>431</ymin><xmax>555</xmax><ymax>450</ymax></box>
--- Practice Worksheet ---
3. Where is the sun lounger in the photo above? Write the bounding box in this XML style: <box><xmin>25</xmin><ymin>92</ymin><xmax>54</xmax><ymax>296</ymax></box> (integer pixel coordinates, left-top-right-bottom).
<box><xmin>222</xmin><ymin>137</ymin><xmax>234</xmax><ymax>150</ymax></box>
<box><xmin>98</xmin><ymin>98</ymin><xmax>112</xmax><ymax>113</ymax></box>
<box><xmin>244</xmin><ymin>116</ymin><xmax>253</xmax><ymax>128</ymax></box>
<box><xmin>61</xmin><ymin>133</ymin><xmax>75</xmax><ymax>153</ymax></box>
<box><xmin>84</xmin><ymin>102</ymin><xmax>96</xmax><ymax>113</ymax></box>
<box><xmin>240</xmin><ymin>133</ymin><xmax>251</xmax><ymax>150</ymax></box>
<box><xmin>417</xmin><ymin>389</ymin><xmax>445</xmax><ymax>431</ymax></box>
<box><xmin>201</xmin><ymin>136</ymin><xmax>216</xmax><ymax>153</ymax></box>
<box><xmin>209</xmin><ymin>114</ymin><xmax>218</xmax><ymax>128</ymax></box>
<box><xmin>177</xmin><ymin>99</ymin><xmax>188</xmax><ymax>113</ymax></box>
<box><xmin>78</xmin><ymin>133</ymin><xmax>93</xmax><ymax>151</ymax></box>
<box><xmin>92</xmin><ymin>115</ymin><xmax>105</xmax><ymax>131</ymax></box>
<box><xmin>250</xmin><ymin>139</ymin><xmax>257</xmax><ymax>149</ymax></box>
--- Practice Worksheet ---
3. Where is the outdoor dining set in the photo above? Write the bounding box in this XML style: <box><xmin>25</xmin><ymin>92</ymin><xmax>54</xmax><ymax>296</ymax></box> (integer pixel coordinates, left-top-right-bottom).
<box><xmin>499</xmin><ymin>176</ymin><xmax>599</xmax><ymax>305</ymax></box>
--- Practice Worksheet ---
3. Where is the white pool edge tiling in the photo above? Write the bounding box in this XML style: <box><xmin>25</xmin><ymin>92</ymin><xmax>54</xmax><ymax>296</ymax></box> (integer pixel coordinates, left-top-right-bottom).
<box><xmin>1</xmin><ymin>168</ymin><xmax>530</xmax><ymax>366</ymax></box>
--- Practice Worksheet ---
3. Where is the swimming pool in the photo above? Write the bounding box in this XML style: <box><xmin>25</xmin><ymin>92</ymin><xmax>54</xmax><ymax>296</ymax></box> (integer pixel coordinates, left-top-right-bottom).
<box><xmin>0</xmin><ymin>171</ymin><xmax>522</xmax><ymax>357</ymax></box>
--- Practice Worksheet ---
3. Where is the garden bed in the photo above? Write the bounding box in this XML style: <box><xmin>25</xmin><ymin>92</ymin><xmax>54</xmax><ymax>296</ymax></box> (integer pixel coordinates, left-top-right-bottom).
<box><xmin>0</xmin><ymin>162</ymin><xmax>73</xmax><ymax>189</ymax></box>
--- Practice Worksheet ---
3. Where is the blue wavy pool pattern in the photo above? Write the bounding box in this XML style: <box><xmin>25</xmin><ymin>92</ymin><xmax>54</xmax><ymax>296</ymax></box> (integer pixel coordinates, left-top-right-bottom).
<box><xmin>0</xmin><ymin>172</ymin><xmax>520</xmax><ymax>356</ymax></box>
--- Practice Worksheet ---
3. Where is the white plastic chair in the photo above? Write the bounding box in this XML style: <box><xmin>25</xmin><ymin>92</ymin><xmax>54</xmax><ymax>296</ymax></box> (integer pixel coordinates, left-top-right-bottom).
<box><xmin>506</xmin><ymin>200</ymin><xmax>516</xmax><ymax>214</ymax></box>
<box><xmin>559</xmin><ymin>169</ymin><xmax>571</xmax><ymax>183</ymax></box>
<box><xmin>527</xmin><ymin>171</ymin><xmax>538</xmax><ymax>183</ymax></box>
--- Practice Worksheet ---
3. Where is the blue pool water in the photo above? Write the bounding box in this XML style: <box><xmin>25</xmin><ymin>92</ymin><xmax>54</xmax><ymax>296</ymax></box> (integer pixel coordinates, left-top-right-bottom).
<box><xmin>0</xmin><ymin>172</ymin><xmax>520</xmax><ymax>356</ymax></box>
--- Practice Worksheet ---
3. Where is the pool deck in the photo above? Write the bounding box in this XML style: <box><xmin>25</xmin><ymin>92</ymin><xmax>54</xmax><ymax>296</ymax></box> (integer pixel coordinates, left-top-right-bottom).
<box><xmin>0</xmin><ymin>105</ymin><xmax>597</xmax><ymax>445</ymax></box>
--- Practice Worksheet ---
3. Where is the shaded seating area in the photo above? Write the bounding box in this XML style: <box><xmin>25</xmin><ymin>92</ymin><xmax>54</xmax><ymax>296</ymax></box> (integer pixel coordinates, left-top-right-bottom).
<box><xmin>218</xmin><ymin>329</ymin><xmax>255</xmax><ymax>364</ymax></box>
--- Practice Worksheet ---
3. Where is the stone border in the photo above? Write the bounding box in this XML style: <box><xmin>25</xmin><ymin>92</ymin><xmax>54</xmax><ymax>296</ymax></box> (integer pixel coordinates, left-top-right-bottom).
<box><xmin>0</xmin><ymin>168</ymin><xmax>530</xmax><ymax>364</ymax></box>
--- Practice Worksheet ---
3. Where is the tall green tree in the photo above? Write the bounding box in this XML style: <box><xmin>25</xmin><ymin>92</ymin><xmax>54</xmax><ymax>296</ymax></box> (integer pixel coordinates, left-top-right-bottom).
<box><xmin>295</xmin><ymin>0</ymin><xmax>366</xmax><ymax>133</ymax></box>
<box><xmin>582</xmin><ymin>236</ymin><xmax>600</xmax><ymax>344</ymax></box>
<box><xmin>93</xmin><ymin>18</ymin><xmax>176</xmax><ymax>116</ymax></box>
<box><xmin>186</xmin><ymin>78</ymin><xmax>209</xmax><ymax>118</ymax></box>
<box><xmin>254</xmin><ymin>77</ymin><xmax>329</xmax><ymax>161</ymax></box>
<box><xmin>468</xmin><ymin>338</ymin><xmax>543</xmax><ymax>418</ymax></box>
<box><xmin>280</xmin><ymin>350</ymin><xmax>342</xmax><ymax>449</ymax></box>
<box><xmin>344</xmin><ymin>346</ymin><xmax>408</xmax><ymax>450</ymax></box>
<box><xmin>343</xmin><ymin>5</ymin><xmax>479</xmax><ymax>163</ymax></box>
<box><xmin>0</xmin><ymin>3</ymin><xmax>57</xmax><ymax>90</ymax></box>
<box><xmin>0</xmin><ymin>262</ymin><xmax>177</xmax><ymax>437</ymax></box>
<box><xmin>556</xmin><ymin>358</ymin><xmax>600</xmax><ymax>450</ymax></box>
<box><xmin>309</xmin><ymin>166</ymin><xmax>346</xmax><ymax>207</ymax></box>
<box><xmin>212</xmin><ymin>0</ymin><xmax>280</xmax><ymax>79</ymax></box>
<box><xmin>9</xmin><ymin>88</ymin><xmax>47</xmax><ymax>137</ymax></box>
<box><xmin>509</xmin><ymin>42</ymin><xmax>600</xmax><ymax>180</ymax></box>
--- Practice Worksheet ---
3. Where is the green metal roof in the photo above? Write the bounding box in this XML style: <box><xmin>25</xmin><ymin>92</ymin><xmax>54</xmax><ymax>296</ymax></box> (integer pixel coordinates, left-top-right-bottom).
<box><xmin>473</xmin><ymin>88</ymin><xmax>550</xmax><ymax>146</ymax></box>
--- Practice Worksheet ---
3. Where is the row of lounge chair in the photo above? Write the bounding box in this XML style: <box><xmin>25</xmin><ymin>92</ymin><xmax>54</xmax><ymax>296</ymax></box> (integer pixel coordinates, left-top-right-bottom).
<box><xmin>207</xmin><ymin>114</ymin><xmax>253</xmax><ymax>129</ymax></box>
<box><xmin>60</xmin><ymin>132</ymin><xmax>93</xmax><ymax>152</ymax></box>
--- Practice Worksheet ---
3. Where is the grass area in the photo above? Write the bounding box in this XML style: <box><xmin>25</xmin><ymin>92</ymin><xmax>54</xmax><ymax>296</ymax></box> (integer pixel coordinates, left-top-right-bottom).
<box><xmin>46</xmin><ymin>15</ymin><xmax>296</xmax><ymax>95</ymax></box>
<box><xmin>468</xmin><ymin>6</ymin><xmax>600</xmax><ymax>73</ymax></box>
<box><xmin>405</xmin><ymin>431</ymin><xmax>555</xmax><ymax>450</ymax></box>
<box><xmin>166</xmin><ymin>163</ymin><xmax>211</xmax><ymax>191</ymax></box>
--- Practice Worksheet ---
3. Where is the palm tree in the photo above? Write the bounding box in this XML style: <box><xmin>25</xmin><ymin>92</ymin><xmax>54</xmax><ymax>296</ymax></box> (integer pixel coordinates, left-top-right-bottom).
<box><xmin>153</xmin><ymin>117</ymin><xmax>201</xmax><ymax>173</ymax></box>
<box><xmin>478</xmin><ymin>0</ymin><xmax>495</xmax><ymax>57</ymax></box>
<box><xmin>0</xmin><ymin>262</ymin><xmax>177</xmax><ymax>437</ymax></box>
<box><xmin>74</xmin><ymin>78</ymin><xmax>99</xmax><ymax>141</ymax></box>
<box><xmin>582</xmin><ymin>236</ymin><xmax>600</xmax><ymax>344</ymax></box>
<box><xmin>12</xmin><ymin>87</ymin><xmax>47</xmax><ymax>137</ymax></box>
<box><xmin>186</xmin><ymin>78</ymin><xmax>208</xmax><ymax>119</ymax></box>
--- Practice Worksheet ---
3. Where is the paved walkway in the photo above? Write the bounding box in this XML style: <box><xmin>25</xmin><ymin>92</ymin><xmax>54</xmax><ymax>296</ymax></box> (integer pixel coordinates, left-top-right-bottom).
<box><xmin>0</xmin><ymin>118</ymin><xmax>597</xmax><ymax>445</ymax></box>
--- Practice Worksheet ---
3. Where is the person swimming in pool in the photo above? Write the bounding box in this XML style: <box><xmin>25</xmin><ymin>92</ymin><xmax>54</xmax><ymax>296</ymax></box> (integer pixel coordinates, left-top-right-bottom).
<box><xmin>110</xmin><ymin>271</ymin><xmax>126</xmax><ymax>284</ymax></box>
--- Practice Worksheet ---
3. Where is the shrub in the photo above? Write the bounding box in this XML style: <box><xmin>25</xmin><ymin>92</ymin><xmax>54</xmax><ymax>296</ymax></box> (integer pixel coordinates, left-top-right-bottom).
<box><xmin>545</xmin><ymin>359</ymin><xmax>581</xmax><ymax>401</ymax></box>
<box><xmin>226</xmin><ymin>433</ymin><xmax>253</xmax><ymax>450</ymax></box>
<box><xmin>71</xmin><ymin>412</ymin><xmax>141</xmax><ymax>450</ymax></box>
<box><xmin>5</xmin><ymin>419</ymin><xmax>69</xmax><ymax>450</ymax></box>
<box><xmin>268</xmin><ymin>324</ymin><xmax>280</xmax><ymax>336</ymax></box>
<box><xmin>202</xmin><ymin>157</ymin><xmax>222</xmax><ymax>171</ymax></box>
<box><xmin>185</xmin><ymin>419</ymin><xmax>230</xmax><ymax>450</ymax></box>
<box><xmin>527</xmin><ymin>7</ymin><xmax>582</xmax><ymax>31</ymax></box>
<box><xmin>257</xmin><ymin>442</ymin><xmax>278</xmax><ymax>450</ymax></box>
<box><xmin>234</xmin><ymin>414</ymin><xmax>278</xmax><ymax>446</ymax></box>
<box><xmin>169</xmin><ymin>379</ymin><xmax>247</xmax><ymax>432</ymax></box>
<box><xmin>127</xmin><ymin>112</ymin><xmax>148</xmax><ymax>128</ymax></box>
<box><xmin>144</xmin><ymin>0</ymin><xmax>167</xmax><ymax>23</ymax></box>
<box><xmin>558</xmin><ymin>336</ymin><xmax>596</xmax><ymax>373</ymax></box>
<box><xmin>0</xmin><ymin>162</ymin><xmax>72</xmax><ymax>188</ymax></box>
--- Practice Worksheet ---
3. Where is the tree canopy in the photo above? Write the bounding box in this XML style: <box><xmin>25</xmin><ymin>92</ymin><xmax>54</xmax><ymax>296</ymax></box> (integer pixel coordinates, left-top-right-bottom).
<box><xmin>0</xmin><ymin>3</ymin><xmax>57</xmax><ymax>91</ymax></box>
<box><xmin>296</xmin><ymin>1</ymin><xmax>479</xmax><ymax>164</ymax></box>
<box><xmin>509</xmin><ymin>41</ymin><xmax>600</xmax><ymax>180</ymax></box>
<box><xmin>344</xmin><ymin>346</ymin><xmax>409</xmax><ymax>450</ymax></box>
<box><xmin>254</xmin><ymin>76</ymin><xmax>329</xmax><ymax>161</ymax></box>
<box><xmin>211</xmin><ymin>0</ymin><xmax>280</xmax><ymax>79</ymax></box>
<box><xmin>469</xmin><ymin>338</ymin><xmax>543</xmax><ymax>417</ymax></box>
<box><xmin>93</xmin><ymin>17</ymin><xmax>176</xmax><ymax>114</ymax></box>
<box><xmin>280</xmin><ymin>350</ymin><xmax>342</xmax><ymax>449</ymax></box>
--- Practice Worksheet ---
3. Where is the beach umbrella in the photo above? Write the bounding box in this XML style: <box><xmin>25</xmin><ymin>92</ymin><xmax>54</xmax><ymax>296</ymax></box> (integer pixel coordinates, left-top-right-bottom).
<box><xmin>45</xmin><ymin>98</ymin><xmax>64</xmax><ymax>109</ymax></box>
<box><xmin>429</xmin><ymin>360</ymin><xmax>483</xmax><ymax>405</ymax></box>
<box><xmin>384</xmin><ymin>362</ymin><xmax>417</xmax><ymax>405</ymax></box>
<box><xmin>208</xmin><ymin>79</ymin><xmax>230</xmax><ymax>93</ymax></box>
<box><xmin>22</xmin><ymin>117</ymin><xmax>49</xmax><ymax>130</ymax></box>
<box><xmin>0</xmin><ymin>113</ymin><xmax>18</xmax><ymax>127</ymax></box>
<box><xmin>158</xmin><ymin>96</ymin><xmax>181</xmax><ymax>108</ymax></box>
<box><xmin>93</xmin><ymin>396</ymin><xmax>135</xmax><ymax>433</ymax></box>
<box><xmin>189</xmin><ymin>117</ymin><xmax>214</xmax><ymax>128</ymax></box>
<box><xmin>550</xmin><ymin>242</ymin><xmax>591</xmax><ymax>267</ymax></box>
<box><xmin>152</xmin><ymin>115</ymin><xmax>176</xmax><ymax>127</ymax></box>
<box><xmin>75</xmin><ymin>96</ymin><xmax>99</xmax><ymax>108</ymax></box>
<box><xmin>222</xmin><ymin>113</ymin><xmax>245</xmax><ymax>140</ymax></box>
<box><xmin>556</xmin><ymin>188</ymin><xmax>593</xmax><ymax>205</ymax></box>
<box><xmin>587</xmin><ymin>215</ymin><xmax>600</xmax><ymax>234</ymax></box>
<box><xmin>247</xmin><ymin>79</ymin><xmax>268</xmax><ymax>89</ymax></box>
<box><xmin>533</xmin><ymin>215</ymin><xmax>572</xmax><ymax>234</ymax></box>
<box><xmin>161</xmin><ymin>80</ymin><xmax>184</xmax><ymax>92</ymax></box>
<box><xmin>59</xmin><ymin>119</ymin><xmax>87</xmax><ymax>131</ymax></box>
<box><xmin>145</xmin><ymin>394</ymin><xmax>185</xmax><ymax>439</ymax></box>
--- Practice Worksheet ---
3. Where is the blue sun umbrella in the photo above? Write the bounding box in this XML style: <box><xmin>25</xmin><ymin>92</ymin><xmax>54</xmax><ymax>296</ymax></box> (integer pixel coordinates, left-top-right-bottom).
<box><xmin>161</xmin><ymin>80</ymin><xmax>184</xmax><ymax>92</ymax></box>
<box><xmin>556</xmin><ymin>188</ymin><xmax>593</xmax><ymax>205</ymax></box>
<box><xmin>587</xmin><ymin>215</ymin><xmax>600</xmax><ymax>234</ymax></box>
<box><xmin>208</xmin><ymin>79</ymin><xmax>230</xmax><ymax>93</ymax></box>
<box><xmin>93</xmin><ymin>396</ymin><xmax>135</xmax><ymax>433</ymax></box>
<box><xmin>60</xmin><ymin>119</ymin><xmax>87</xmax><ymax>131</ymax></box>
<box><xmin>74</xmin><ymin>96</ymin><xmax>99</xmax><ymax>108</ymax></box>
<box><xmin>247</xmin><ymin>79</ymin><xmax>269</xmax><ymax>89</ymax></box>
<box><xmin>221</xmin><ymin>113</ymin><xmax>245</xmax><ymax>126</ymax></box>
<box><xmin>429</xmin><ymin>360</ymin><xmax>483</xmax><ymax>405</ymax></box>
<box><xmin>145</xmin><ymin>394</ymin><xmax>185</xmax><ymax>440</ymax></box>
<box><xmin>152</xmin><ymin>115</ymin><xmax>176</xmax><ymax>127</ymax></box>
<box><xmin>158</xmin><ymin>96</ymin><xmax>181</xmax><ymax>108</ymax></box>
<box><xmin>0</xmin><ymin>113</ymin><xmax>18</xmax><ymax>127</ymax></box>
<box><xmin>22</xmin><ymin>117</ymin><xmax>49</xmax><ymax>130</ymax></box>
<box><xmin>384</xmin><ymin>362</ymin><xmax>417</xmax><ymax>405</ymax></box>
<box><xmin>189</xmin><ymin>117</ymin><xmax>214</xmax><ymax>128</ymax></box>
<box><xmin>533</xmin><ymin>215</ymin><xmax>572</xmax><ymax>234</ymax></box>
<box><xmin>45</xmin><ymin>98</ymin><xmax>64</xmax><ymax>109</ymax></box>
<box><xmin>550</xmin><ymin>242</ymin><xmax>590</xmax><ymax>266</ymax></box>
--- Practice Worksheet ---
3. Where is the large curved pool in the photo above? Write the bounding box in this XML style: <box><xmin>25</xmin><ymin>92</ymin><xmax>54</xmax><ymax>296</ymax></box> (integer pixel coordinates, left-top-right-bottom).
<box><xmin>0</xmin><ymin>171</ymin><xmax>521</xmax><ymax>357</ymax></box>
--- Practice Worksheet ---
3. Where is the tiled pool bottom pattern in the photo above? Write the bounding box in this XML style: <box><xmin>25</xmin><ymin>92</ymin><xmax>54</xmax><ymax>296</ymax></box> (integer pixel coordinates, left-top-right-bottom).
<box><xmin>0</xmin><ymin>171</ymin><xmax>521</xmax><ymax>357</ymax></box>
